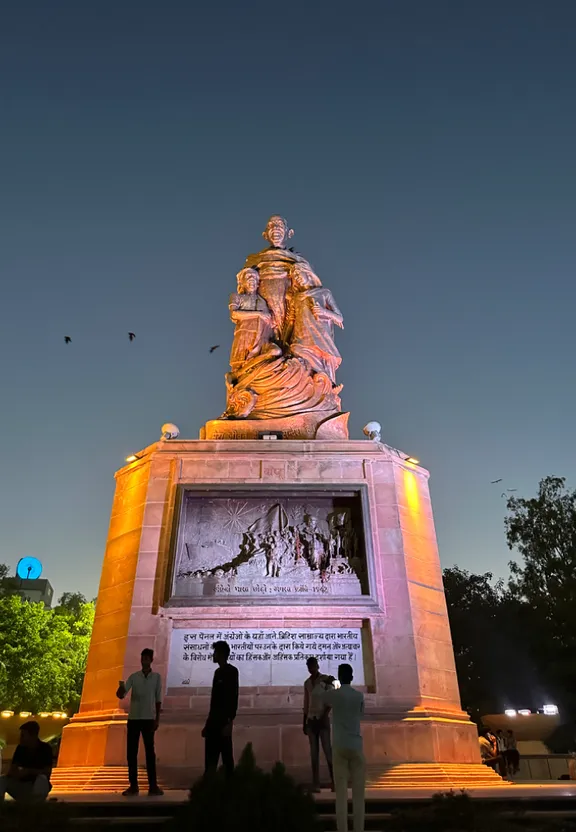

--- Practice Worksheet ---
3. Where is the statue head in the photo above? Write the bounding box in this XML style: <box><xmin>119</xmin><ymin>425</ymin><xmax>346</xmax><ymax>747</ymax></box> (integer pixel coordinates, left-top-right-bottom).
<box><xmin>262</xmin><ymin>215</ymin><xmax>294</xmax><ymax>248</ymax></box>
<box><xmin>290</xmin><ymin>262</ymin><xmax>322</xmax><ymax>291</ymax></box>
<box><xmin>237</xmin><ymin>267</ymin><xmax>259</xmax><ymax>294</ymax></box>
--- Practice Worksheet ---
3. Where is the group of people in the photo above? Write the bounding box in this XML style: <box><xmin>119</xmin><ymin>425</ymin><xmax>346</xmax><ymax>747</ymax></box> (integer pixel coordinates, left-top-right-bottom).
<box><xmin>479</xmin><ymin>728</ymin><xmax>520</xmax><ymax>777</ymax></box>
<box><xmin>116</xmin><ymin>645</ymin><xmax>366</xmax><ymax>832</ymax></box>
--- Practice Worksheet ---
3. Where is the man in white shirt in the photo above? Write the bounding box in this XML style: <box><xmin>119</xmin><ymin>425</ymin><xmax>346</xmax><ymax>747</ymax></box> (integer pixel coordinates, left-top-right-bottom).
<box><xmin>116</xmin><ymin>648</ymin><xmax>164</xmax><ymax>796</ymax></box>
<box><xmin>303</xmin><ymin>656</ymin><xmax>335</xmax><ymax>791</ymax></box>
<box><xmin>323</xmin><ymin>663</ymin><xmax>365</xmax><ymax>832</ymax></box>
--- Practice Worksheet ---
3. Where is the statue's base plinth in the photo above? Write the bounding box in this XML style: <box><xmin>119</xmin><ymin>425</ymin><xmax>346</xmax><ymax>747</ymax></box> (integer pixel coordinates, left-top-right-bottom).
<box><xmin>58</xmin><ymin>437</ymin><xmax>491</xmax><ymax>788</ymax></box>
<box><xmin>200</xmin><ymin>411</ymin><xmax>349</xmax><ymax>440</ymax></box>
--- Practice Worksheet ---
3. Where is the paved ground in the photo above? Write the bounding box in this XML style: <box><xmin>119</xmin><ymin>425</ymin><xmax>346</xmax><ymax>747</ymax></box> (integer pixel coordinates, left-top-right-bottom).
<box><xmin>48</xmin><ymin>781</ymin><xmax>576</xmax><ymax>803</ymax></box>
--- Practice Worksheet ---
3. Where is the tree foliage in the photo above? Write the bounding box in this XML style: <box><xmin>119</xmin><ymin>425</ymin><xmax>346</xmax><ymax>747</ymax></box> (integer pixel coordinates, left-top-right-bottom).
<box><xmin>445</xmin><ymin>475</ymin><xmax>576</xmax><ymax>723</ymax></box>
<box><xmin>506</xmin><ymin>476</ymin><xmax>576</xmax><ymax>713</ymax></box>
<box><xmin>0</xmin><ymin>576</ymin><xmax>94</xmax><ymax>712</ymax></box>
<box><xmin>443</xmin><ymin>567</ymin><xmax>536</xmax><ymax>720</ymax></box>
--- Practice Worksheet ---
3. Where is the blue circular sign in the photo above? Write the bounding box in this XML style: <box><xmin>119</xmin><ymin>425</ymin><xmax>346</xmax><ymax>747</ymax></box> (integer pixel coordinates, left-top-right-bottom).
<box><xmin>16</xmin><ymin>557</ymin><xmax>43</xmax><ymax>580</ymax></box>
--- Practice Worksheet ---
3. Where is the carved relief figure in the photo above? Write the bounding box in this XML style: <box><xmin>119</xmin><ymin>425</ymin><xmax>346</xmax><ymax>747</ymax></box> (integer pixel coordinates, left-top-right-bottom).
<box><xmin>228</xmin><ymin>268</ymin><xmax>274</xmax><ymax>373</ymax></box>
<box><xmin>300</xmin><ymin>515</ymin><xmax>328</xmax><ymax>572</ymax></box>
<box><xmin>288</xmin><ymin>262</ymin><xmax>344</xmax><ymax>383</ymax></box>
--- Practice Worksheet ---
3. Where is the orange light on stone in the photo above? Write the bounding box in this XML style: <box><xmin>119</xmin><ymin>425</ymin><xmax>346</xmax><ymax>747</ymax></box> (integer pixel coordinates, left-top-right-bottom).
<box><xmin>403</xmin><ymin>468</ymin><xmax>420</xmax><ymax>516</ymax></box>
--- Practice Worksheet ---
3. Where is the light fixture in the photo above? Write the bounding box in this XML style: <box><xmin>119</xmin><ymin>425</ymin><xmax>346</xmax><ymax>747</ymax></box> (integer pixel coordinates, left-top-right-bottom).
<box><xmin>39</xmin><ymin>712</ymin><xmax>50</xmax><ymax>718</ymax></box>
<box><xmin>1</xmin><ymin>710</ymin><xmax>14</xmax><ymax>718</ymax></box>
<box><xmin>52</xmin><ymin>711</ymin><xmax>63</xmax><ymax>719</ymax></box>
<box><xmin>19</xmin><ymin>711</ymin><xmax>31</xmax><ymax>718</ymax></box>
<box><xmin>125</xmin><ymin>454</ymin><xmax>139</xmax><ymax>463</ymax></box>
<box><xmin>543</xmin><ymin>704</ymin><xmax>559</xmax><ymax>716</ymax></box>
<box><xmin>504</xmin><ymin>709</ymin><xmax>517</xmax><ymax>717</ymax></box>
<box><xmin>518</xmin><ymin>709</ymin><xmax>531</xmax><ymax>716</ymax></box>
<box><xmin>406</xmin><ymin>457</ymin><xmax>420</xmax><ymax>465</ymax></box>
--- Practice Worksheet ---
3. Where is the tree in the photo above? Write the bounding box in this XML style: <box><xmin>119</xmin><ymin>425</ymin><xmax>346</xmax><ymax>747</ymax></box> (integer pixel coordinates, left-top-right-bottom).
<box><xmin>0</xmin><ymin>593</ymin><xmax>94</xmax><ymax>713</ymax></box>
<box><xmin>506</xmin><ymin>475</ymin><xmax>576</xmax><ymax>714</ymax></box>
<box><xmin>443</xmin><ymin>567</ymin><xmax>538</xmax><ymax>720</ymax></box>
<box><xmin>55</xmin><ymin>592</ymin><xmax>88</xmax><ymax>617</ymax></box>
<box><xmin>0</xmin><ymin>563</ymin><xmax>17</xmax><ymax>598</ymax></box>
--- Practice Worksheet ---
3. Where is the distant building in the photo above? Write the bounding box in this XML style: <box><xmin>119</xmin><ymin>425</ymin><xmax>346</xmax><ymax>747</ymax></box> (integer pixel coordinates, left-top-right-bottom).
<box><xmin>13</xmin><ymin>577</ymin><xmax>54</xmax><ymax>608</ymax></box>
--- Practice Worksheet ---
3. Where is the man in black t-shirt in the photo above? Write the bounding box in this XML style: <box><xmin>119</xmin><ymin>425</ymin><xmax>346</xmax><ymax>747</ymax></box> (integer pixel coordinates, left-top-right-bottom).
<box><xmin>202</xmin><ymin>640</ymin><xmax>239</xmax><ymax>778</ymax></box>
<box><xmin>0</xmin><ymin>721</ymin><xmax>53</xmax><ymax>802</ymax></box>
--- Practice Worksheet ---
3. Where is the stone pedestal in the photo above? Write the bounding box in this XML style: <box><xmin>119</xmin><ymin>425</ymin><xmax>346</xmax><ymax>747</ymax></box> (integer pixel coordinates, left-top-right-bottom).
<box><xmin>58</xmin><ymin>438</ymin><xmax>501</xmax><ymax>788</ymax></box>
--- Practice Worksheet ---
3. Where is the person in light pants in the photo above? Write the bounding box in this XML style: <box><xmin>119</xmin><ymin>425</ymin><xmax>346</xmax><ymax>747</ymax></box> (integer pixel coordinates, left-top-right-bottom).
<box><xmin>323</xmin><ymin>664</ymin><xmax>365</xmax><ymax>832</ymax></box>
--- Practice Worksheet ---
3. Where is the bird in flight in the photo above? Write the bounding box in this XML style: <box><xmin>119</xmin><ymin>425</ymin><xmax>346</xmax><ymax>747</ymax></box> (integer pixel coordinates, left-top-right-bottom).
<box><xmin>128</xmin><ymin>332</ymin><xmax>136</xmax><ymax>341</ymax></box>
<box><xmin>491</xmin><ymin>479</ymin><xmax>503</xmax><ymax>484</ymax></box>
<box><xmin>64</xmin><ymin>336</ymin><xmax>72</xmax><ymax>344</ymax></box>
<box><xmin>209</xmin><ymin>345</ymin><xmax>220</xmax><ymax>353</ymax></box>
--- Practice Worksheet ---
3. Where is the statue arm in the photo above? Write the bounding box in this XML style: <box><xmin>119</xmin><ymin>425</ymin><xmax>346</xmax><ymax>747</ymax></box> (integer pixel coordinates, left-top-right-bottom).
<box><xmin>313</xmin><ymin>292</ymin><xmax>344</xmax><ymax>329</ymax></box>
<box><xmin>230</xmin><ymin>308</ymin><xmax>272</xmax><ymax>323</ymax></box>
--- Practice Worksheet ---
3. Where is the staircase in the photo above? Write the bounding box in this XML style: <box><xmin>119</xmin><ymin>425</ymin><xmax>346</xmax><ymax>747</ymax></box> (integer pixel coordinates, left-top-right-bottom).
<box><xmin>365</xmin><ymin>762</ymin><xmax>507</xmax><ymax>790</ymax></box>
<box><xmin>50</xmin><ymin>767</ymin><xmax>165</xmax><ymax>793</ymax></box>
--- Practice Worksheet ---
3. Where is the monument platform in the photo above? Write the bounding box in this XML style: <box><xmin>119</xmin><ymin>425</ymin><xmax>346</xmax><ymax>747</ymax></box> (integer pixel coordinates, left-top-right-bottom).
<box><xmin>58</xmin><ymin>437</ymin><xmax>498</xmax><ymax>789</ymax></box>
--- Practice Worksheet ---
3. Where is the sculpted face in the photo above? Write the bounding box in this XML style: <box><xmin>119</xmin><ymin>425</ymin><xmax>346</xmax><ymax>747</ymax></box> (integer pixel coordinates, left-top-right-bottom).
<box><xmin>263</xmin><ymin>215</ymin><xmax>293</xmax><ymax>248</ymax></box>
<box><xmin>238</xmin><ymin>268</ymin><xmax>259</xmax><ymax>294</ymax></box>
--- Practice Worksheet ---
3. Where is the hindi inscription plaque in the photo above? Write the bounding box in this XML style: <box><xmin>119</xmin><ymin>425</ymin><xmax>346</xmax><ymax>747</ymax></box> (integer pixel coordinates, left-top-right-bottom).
<box><xmin>167</xmin><ymin>627</ymin><xmax>365</xmax><ymax>688</ymax></box>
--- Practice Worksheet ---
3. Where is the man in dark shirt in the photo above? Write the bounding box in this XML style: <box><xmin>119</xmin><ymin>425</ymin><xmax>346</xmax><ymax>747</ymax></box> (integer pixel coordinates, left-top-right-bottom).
<box><xmin>202</xmin><ymin>640</ymin><xmax>239</xmax><ymax>778</ymax></box>
<box><xmin>0</xmin><ymin>721</ymin><xmax>53</xmax><ymax>803</ymax></box>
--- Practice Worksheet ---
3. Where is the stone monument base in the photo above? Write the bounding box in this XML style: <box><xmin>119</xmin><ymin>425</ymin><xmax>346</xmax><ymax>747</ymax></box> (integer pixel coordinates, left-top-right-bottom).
<box><xmin>58</xmin><ymin>438</ymin><xmax>507</xmax><ymax>790</ymax></box>
<box><xmin>201</xmin><ymin>411</ymin><xmax>349</xmax><ymax>440</ymax></box>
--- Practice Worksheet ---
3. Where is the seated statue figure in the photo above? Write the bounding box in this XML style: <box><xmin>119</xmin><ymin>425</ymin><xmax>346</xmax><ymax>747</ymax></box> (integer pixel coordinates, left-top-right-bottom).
<box><xmin>228</xmin><ymin>268</ymin><xmax>274</xmax><ymax>374</ymax></box>
<box><xmin>288</xmin><ymin>262</ymin><xmax>344</xmax><ymax>384</ymax></box>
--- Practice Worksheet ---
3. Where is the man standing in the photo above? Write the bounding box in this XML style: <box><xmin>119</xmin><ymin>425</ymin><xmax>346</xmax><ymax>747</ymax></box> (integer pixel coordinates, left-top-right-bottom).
<box><xmin>0</xmin><ymin>721</ymin><xmax>52</xmax><ymax>803</ymax></box>
<box><xmin>116</xmin><ymin>648</ymin><xmax>164</xmax><ymax>796</ymax></box>
<box><xmin>202</xmin><ymin>640</ymin><xmax>239</xmax><ymax>778</ymax></box>
<box><xmin>323</xmin><ymin>664</ymin><xmax>365</xmax><ymax>832</ymax></box>
<box><xmin>303</xmin><ymin>656</ymin><xmax>334</xmax><ymax>792</ymax></box>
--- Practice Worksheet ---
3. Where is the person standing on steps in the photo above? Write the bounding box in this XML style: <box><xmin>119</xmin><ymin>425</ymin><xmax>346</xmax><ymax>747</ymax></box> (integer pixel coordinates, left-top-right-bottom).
<box><xmin>202</xmin><ymin>640</ymin><xmax>239</xmax><ymax>778</ymax></box>
<box><xmin>323</xmin><ymin>664</ymin><xmax>365</xmax><ymax>832</ymax></box>
<box><xmin>303</xmin><ymin>656</ymin><xmax>335</xmax><ymax>792</ymax></box>
<box><xmin>116</xmin><ymin>648</ymin><xmax>164</xmax><ymax>796</ymax></box>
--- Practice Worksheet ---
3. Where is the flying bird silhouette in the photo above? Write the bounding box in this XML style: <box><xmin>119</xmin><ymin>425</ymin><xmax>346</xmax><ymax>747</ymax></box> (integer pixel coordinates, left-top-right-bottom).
<box><xmin>128</xmin><ymin>332</ymin><xmax>136</xmax><ymax>341</ymax></box>
<box><xmin>491</xmin><ymin>479</ymin><xmax>503</xmax><ymax>484</ymax></box>
<box><xmin>209</xmin><ymin>345</ymin><xmax>220</xmax><ymax>353</ymax></box>
<box><xmin>64</xmin><ymin>336</ymin><xmax>71</xmax><ymax>344</ymax></box>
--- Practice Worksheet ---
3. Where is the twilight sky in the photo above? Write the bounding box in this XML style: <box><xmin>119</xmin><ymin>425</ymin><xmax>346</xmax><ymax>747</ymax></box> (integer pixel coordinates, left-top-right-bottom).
<box><xmin>1</xmin><ymin>0</ymin><xmax>575</xmax><ymax>600</ymax></box>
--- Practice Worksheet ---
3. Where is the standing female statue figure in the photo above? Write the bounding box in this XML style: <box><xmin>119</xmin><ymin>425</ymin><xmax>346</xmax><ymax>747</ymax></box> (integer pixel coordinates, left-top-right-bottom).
<box><xmin>228</xmin><ymin>268</ymin><xmax>273</xmax><ymax>374</ymax></box>
<box><xmin>288</xmin><ymin>262</ymin><xmax>344</xmax><ymax>384</ymax></box>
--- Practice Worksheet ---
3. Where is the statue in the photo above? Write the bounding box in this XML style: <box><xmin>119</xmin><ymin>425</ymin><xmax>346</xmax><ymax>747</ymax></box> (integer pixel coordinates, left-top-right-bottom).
<box><xmin>244</xmin><ymin>215</ymin><xmax>310</xmax><ymax>340</ymax></box>
<box><xmin>288</xmin><ymin>262</ymin><xmax>343</xmax><ymax>383</ymax></box>
<box><xmin>228</xmin><ymin>268</ymin><xmax>274</xmax><ymax>373</ymax></box>
<box><xmin>215</xmin><ymin>216</ymin><xmax>346</xmax><ymax>431</ymax></box>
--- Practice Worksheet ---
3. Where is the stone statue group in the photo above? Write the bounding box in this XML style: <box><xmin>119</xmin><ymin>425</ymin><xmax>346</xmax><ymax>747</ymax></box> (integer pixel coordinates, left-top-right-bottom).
<box><xmin>223</xmin><ymin>216</ymin><xmax>344</xmax><ymax>420</ymax></box>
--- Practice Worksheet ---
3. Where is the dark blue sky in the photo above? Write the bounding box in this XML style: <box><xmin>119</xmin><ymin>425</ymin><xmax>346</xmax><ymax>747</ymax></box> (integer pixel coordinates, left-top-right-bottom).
<box><xmin>1</xmin><ymin>0</ymin><xmax>575</xmax><ymax>599</ymax></box>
